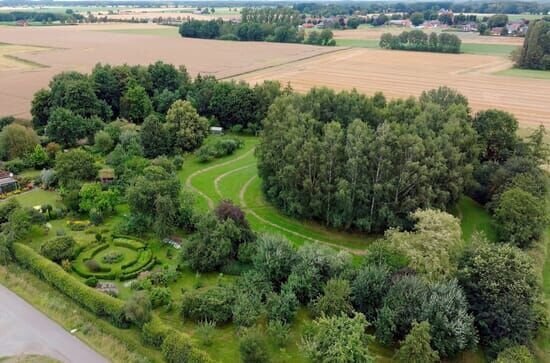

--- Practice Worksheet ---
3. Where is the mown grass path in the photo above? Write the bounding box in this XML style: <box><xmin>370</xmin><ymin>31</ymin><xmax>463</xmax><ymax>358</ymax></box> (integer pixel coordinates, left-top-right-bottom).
<box><xmin>181</xmin><ymin>136</ymin><xmax>373</xmax><ymax>254</ymax></box>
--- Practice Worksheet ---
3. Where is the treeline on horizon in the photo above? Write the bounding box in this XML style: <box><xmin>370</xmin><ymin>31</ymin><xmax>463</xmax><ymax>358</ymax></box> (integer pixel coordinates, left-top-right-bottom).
<box><xmin>380</xmin><ymin>30</ymin><xmax>462</xmax><ymax>53</ymax></box>
<box><xmin>2</xmin><ymin>0</ymin><xmax>549</xmax><ymax>15</ymax></box>
<box><xmin>179</xmin><ymin>7</ymin><xmax>336</xmax><ymax>45</ymax></box>
<box><xmin>0</xmin><ymin>10</ymin><xmax>84</xmax><ymax>22</ymax></box>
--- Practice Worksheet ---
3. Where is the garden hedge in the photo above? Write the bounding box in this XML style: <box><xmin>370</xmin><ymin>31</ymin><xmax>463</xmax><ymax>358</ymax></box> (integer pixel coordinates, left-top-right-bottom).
<box><xmin>13</xmin><ymin>243</ymin><xmax>127</xmax><ymax>327</ymax></box>
<box><xmin>113</xmin><ymin>238</ymin><xmax>145</xmax><ymax>250</ymax></box>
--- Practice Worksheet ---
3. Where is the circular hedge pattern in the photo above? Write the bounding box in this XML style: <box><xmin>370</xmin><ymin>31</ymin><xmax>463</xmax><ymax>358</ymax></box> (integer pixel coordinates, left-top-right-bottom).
<box><xmin>72</xmin><ymin>236</ymin><xmax>156</xmax><ymax>281</ymax></box>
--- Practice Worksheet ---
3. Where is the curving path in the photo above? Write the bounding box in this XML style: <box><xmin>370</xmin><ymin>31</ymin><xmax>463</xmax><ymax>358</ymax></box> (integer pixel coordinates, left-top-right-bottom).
<box><xmin>187</xmin><ymin>145</ymin><xmax>368</xmax><ymax>255</ymax></box>
<box><xmin>238</xmin><ymin>176</ymin><xmax>366</xmax><ymax>255</ymax></box>
<box><xmin>185</xmin><ymin>148</ymin><xmax>256</xmax><ymax>209</ymax></box>
<box><xmin>0</xmin><ymin>284</ymin><xmax>107</xmax><ymax>363</ymax></box>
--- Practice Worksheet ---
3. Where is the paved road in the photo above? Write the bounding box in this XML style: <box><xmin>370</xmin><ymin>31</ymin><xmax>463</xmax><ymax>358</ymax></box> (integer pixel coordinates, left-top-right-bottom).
<box><xmin>0</xmin><ymin>284</ymin><xmax>108</xmax><ymax>363</ymax></box>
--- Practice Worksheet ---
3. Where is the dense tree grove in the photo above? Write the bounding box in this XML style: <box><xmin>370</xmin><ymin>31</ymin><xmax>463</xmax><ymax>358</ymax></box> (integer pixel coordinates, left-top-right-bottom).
<box><xmin>380</xmin><ymin>30</ymin><xmax>462</xmax><ymax>53</ymax></box>
<box><xmin>517</xmin><ymin>18</ymin><xmax>550</xmax><ymax>70</ymax></box>
<box><xmin>457</xmin><ymin>238</ymin><xmax>541</xmax><ymax>355</ymax></box>
<box><xmin>257</xmin><ymin>86</ymin><xmax>477</xmax><ymax>232</ymax></box>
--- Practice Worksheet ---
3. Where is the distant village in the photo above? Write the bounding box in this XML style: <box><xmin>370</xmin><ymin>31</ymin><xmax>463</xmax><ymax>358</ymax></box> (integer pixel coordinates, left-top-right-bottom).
<box><xmin>299</xmin><ymin>9</ymin><xmax>534</xmax><ymax>37</ymax></box>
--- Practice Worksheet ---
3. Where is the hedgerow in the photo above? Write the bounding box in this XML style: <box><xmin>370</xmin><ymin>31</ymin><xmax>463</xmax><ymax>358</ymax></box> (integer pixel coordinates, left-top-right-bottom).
<box><xmin>13</xmin><ymin>243</ymin><xmax>127</xmax><ymax>326</ymax></box>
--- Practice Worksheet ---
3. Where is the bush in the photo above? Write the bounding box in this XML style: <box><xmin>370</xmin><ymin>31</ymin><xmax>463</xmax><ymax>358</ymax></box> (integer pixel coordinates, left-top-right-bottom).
<box><xmin>85</xmin><ymin>276</ymin><xmax>98</xmax><ymax>287</ymax></box>
<box><xmin>161</xmin><ymin>332</ymin><xmax>213</xmax><ymax>363</ymax></box>
<box><xmin>13</xmin><ymin>243</ymin><xmax>126</xmax><ymax>326</ymax></box>
<box><xmin>150</xmin><ymin>286</ymin><xmax>172</xmax><ymax>308</ymax></box>
<box><xmin>266</xmin><ymin>290</ymin><xmax>298</xmax><ymax>324</ymax></box>
<box><xmin>196</xmin><ymin>320</ymin><xmax>216</xmax><ymax>347</ymax></box>
<box><xmin>40</xmin><ymin>236</ymin><xmax>77</xmax><ymax>263</ymax></box>
<box><xmin>102</xmin><ymin>251</ymin><xmax>123</xmax><ymax>264</ymax></box>
<box><xmin>181</xmin><ymin>286</ymin><xmax>234</xmax><ymax>324</ymax></box>
<box><xmin>123</xmin><ymin>291</ymin><xmax>152</xmax><ymax>326</ymax></box>
<box><xmin>195</xmin><ymin>138</ymin><xmax>243</xmax><ymax>163</ymax></box>
<box><xmin>267</xmin><ymin>320</ymin><xmax>291</xmax><ymax>347</ymax></box>
<box><xmin>239</xmin><ymin>328</ymin><xmax>269</xmax><ymax>363</ymax></box>
<box><xmin>141</xmin><ymin>315</ymin><xmax>172</xmax><ymax>347</ymax></box>
<box><xmin>84</xmin><ymin>259</ymin><xmax>103</xmax><ymax>272</ymax></box>
<box><xmin>495</xmin><ymin>345</ymin><xmax>535</xmax><ymax>363</ymax></box>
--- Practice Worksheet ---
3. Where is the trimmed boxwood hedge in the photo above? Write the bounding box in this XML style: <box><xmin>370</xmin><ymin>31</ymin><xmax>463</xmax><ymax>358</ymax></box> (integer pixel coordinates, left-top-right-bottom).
<box><xmin>13</xmin><ymin>243</ymin><xmax>127</xmax><ymax>327</ymax></box>
<box><xmin>120</xmin><ymin>257</ymin><xmax>156</xmax><ymax>281</ymax></box>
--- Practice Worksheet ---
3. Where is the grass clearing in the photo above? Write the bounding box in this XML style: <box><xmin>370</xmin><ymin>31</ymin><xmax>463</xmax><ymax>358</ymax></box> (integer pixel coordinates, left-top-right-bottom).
<box><xmin>10</xmin><ymin>189</ymin><xmax>61</xmax><ymax>208</ymax></box>
<box><xmin>494</xmin><ymin>67</ymin><xmax>550</xmax><ymax>79</ymax></box>
<box><xmin>456</xmin><ymin>196</ymin><xmax>497</xmax><ymax>243</ymax></box>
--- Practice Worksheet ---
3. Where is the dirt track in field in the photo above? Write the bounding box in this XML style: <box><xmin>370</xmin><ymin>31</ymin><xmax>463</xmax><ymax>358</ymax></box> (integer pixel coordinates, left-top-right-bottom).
<box><xmin>0</xmin><ymin>24</ymin><xmax>334</xmax><ymax>118</ymax></box>
<box><xmin>236</xmin><ymin>47</ymin><xmax>549</xmax><ymax>127</ymax></box>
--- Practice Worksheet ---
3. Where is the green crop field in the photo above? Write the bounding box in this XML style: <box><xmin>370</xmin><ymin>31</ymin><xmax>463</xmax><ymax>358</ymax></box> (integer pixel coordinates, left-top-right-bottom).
<box><xmin>335</xmin><ymin>38</ymin><xmax>519</xmax><ymax>57</ymax></box>
<box><xmin>495</xmin><ymin>67</ymin><xmax>550</xmax><ymax>79</ymax></box>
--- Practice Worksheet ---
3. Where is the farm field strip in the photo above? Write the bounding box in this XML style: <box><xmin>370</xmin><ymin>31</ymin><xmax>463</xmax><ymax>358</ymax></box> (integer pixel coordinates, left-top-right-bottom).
<box><xmin>237</xmin><ymin>48</ymin><xmax>550</xmax><ymax>127</ymax></box>
<box><xmin>0</xmin><ymin>24</ymin><xmax>336</xmax><ymax>119</ymax></box>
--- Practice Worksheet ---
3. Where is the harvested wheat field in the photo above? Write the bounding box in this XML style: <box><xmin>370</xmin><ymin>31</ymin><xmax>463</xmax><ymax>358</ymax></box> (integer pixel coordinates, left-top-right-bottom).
<box><xmin>237</xmin><ymin>48</ymin><xmax>550</xmax><ymax>127</ymax></box>
<box><xmin>0</xmin><ymin>23</ymin><xmax>334</xmax><ymax>118</ymax></box>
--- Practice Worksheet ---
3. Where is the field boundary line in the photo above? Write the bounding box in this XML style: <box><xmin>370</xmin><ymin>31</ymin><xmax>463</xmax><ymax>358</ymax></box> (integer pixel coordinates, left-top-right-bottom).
<box><xmin>185</xmin><ymin>148</ymin><xmax>256</xmax><ymax>209</ymax></box>
<box><xmin>220</xmin><ymin>46</ymin><xmax>352</xmax><ymax>80</ymax></box>
<box><xmin>238</xmin><ymin>175</ymin><xmax>366</xmax><ymax>255</ymax></box>
<box><xmin>214</xmin><ymin>163</ymin><xmax>255</xmax><ymax>198</ymax></box>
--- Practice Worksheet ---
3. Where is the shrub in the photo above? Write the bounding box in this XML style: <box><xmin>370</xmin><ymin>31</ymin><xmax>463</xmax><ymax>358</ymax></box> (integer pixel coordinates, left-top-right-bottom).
<box><xmin>85</xmin><ymin>276</ymin><xmax>98</xmax><ymax>287</ymax></box>
<box><xmin>196</xmin><ymin>320</ymin><xmax>216</xmax><ymax>347</ymax></box>
<box><xmin>267</xmin><ymin>320</ymin><xmax>291</xmax><ymax>348</ymax></box>
<box><xmin>302</xmin><ymin>313</ymin><xmax>374</xmax><ymax>363</ymax></box>
<box><xmin>239</xmin><ymin>328</ymin><xmax>269</xmax><ymax>363</ymax></box>
<box><xmin>181</xmin><ymin>286</ymin><xmax>234</xmax><ymax>324</ymax></box>
<box><xmin>311</xmin><ymin>278</ymin><xmax>353</xmax><ymax>318</ymax></box>
<box><xmin>13</xmin><ymin>243</ymin><xmax>126</xmax><ymax>326</ymax></box>
<box><xmin>124</xmin><ymin>291</ymin><xmax>152</xmax><ymax>326</ymax></box>
<box><xmin>266</xmin><ymin>289</ymin><xmax>298</xmax><ymax>324</ymax></box>
<box><xmin>161</xmin><ymin>332</ymin><xmax>213</xmax><ymax>363</ymax></box>
<box><xmin>84</xmin><ymin>259</ymin><xmax>102</xmax><ymax>272</ymax></box>
<box><xmin>102</xmin><ymin>251</ymin><xmax>124</xmax><ymax>264</ymax></box>
<box><xmin>149</xmin><ymin>287</ymin><xmax>172</xmax><ymax>308</ymax></box>
<box><xmin>141</xmin><ymin>315</ymin><xmax>172</xmax><ymax>346</ymax></box>
<box><xmin>40</xmin><ymin>236</ymin><xmax>77</xmax><ymax>263</ymax></box>
<box><xmin>195</xmin><ymin>138</ymin><xmax>243</xmax><ymax>162</ymax></box>
<box><xmin>495</xmin><ymin>345</ymin><xmax>535</xmax><ymax>363</ymax></box>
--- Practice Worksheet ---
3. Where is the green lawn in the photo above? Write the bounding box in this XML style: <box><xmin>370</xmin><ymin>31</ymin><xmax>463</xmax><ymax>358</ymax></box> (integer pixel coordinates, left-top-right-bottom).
<box><xmin>10</xmin><ymin>189</ymin><xmax>61</xmax><ymax>208</ymax></box>
<box><xmin>456</xmin><ymin>196</ymin><xmax>497</xmax><ymax>243</ymax></box>
<box><xmin>494</xmin><ymin>67</ymin><xmax>550</xmax><ymax>79</ymax></box>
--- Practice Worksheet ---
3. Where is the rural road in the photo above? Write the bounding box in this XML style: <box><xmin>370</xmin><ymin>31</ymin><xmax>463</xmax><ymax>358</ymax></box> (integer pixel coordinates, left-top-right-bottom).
<box><xmin>0</xmin><ymin>284</ymin><xmax>108</xmax><ymax>363</ymax></box>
